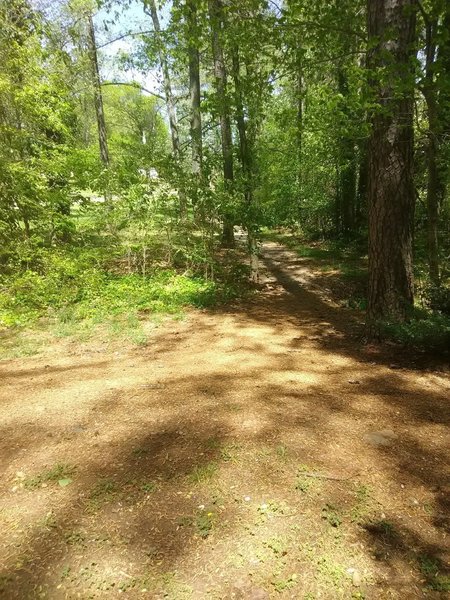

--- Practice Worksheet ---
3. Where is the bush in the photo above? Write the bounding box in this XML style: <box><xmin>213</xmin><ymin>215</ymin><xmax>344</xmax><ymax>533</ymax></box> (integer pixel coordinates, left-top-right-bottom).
<box><xmin>381</xmin><ymin>311</ymin><xmax>450</xmax><ymax>350</ymax></box>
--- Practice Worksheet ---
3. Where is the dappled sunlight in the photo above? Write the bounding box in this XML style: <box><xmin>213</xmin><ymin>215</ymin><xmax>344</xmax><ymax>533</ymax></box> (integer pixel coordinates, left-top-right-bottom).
<box><xmin>0</xmin><ymin>241</ymin><xmax>448</xmax><ymax>598</ymax></box>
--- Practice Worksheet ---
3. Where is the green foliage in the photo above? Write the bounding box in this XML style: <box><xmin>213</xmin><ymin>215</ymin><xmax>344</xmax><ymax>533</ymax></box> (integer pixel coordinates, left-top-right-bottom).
<box><xmin>419</xmin><ymin>555</ymin><xmax>450</xmax><ymax>592</ymax></box>
<box><xmin>381</xmin><ymin>310</ymin><xmax>450</xmax><ymax>350</ymax></box>
<box><xmin>0</xmin><ymin>246</ymin><xmax>241</xmax><ymax>330</ymax></box>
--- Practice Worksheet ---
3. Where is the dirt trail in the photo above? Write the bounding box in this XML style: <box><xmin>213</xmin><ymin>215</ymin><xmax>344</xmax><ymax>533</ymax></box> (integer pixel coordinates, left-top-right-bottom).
<box><xmin>0</xmin><ymin>241</ymin><xmax>449</xmax><ymax>599</ymax></box>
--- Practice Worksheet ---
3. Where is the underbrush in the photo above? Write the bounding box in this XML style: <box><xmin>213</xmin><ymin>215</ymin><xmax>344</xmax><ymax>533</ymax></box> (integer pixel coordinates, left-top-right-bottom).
<box><xmin>0</xmin><ymin>248</ymin><xmax>248</xmax><ymax>356</ymax></box>
<box><xmin>380</xmin><ymin>310</ymin><xmax>450</xmax><ymax>351</ymax></box>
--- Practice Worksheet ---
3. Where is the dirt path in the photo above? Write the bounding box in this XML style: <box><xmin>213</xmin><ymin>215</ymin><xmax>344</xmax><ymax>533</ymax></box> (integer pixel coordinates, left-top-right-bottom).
<box><xmin>1</xmin><ymin>241</ymin><xmax>449</xmax><ymax>599</ymax></box>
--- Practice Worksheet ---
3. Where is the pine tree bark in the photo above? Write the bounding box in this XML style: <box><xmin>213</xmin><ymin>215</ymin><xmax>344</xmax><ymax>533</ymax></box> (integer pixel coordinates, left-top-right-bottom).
<box><xmin>208</xmin><ymin>0</ymin><xmax>235</xmax><ymax>247</ymax></box>
<box><xmin>366</xmin><ymin>0</ymin><xmax>417</xmax><ymax>333</ymax></box>
<box><xmin>87</xmin><ymin>13</ymin><xmax>109</xmax><ymax>167</ymax></box>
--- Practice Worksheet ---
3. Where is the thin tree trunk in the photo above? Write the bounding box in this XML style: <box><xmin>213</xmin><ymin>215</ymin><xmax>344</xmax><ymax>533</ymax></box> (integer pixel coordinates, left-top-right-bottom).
<box><xmin>186</xmin><ymin>0</ymin><xmax>202</xmax><ymax>175</ymax></box>
<box><xmin>296</xmin><ymin>51</ymin><xmax>303</xmax><ymax>215</ymax></box>
<box><xmin>87</xmin><ymin>13</ymin><xmax>109</xmax><ymax>167</ymax></box>
<box><xmin>366</xmin><ymin>0</ymin><xmax>417</xmax><ymax>333</ymax></box>
<box><xmin>420</xmin><ymin>8</ymin><xmax>447</xmax><ymax>285</ymax></box>
<box><xmin>146</xmin><ymin>0</ymin><xmax>185</xmax><ymax>215</ymax></box>
<box><xmin>337</xmin><ymin>70</ymin><xmax>357</xmax><ymax>236</ymax></box>
<box><xmin>231</xmin><ymin>45</ymin><xmax>258</xmax><ymax>281</ymax></box>
<box><xmin>208</xmin><ymin>0</ymin><xmax>235</xmax><ymax>247</ymax></box>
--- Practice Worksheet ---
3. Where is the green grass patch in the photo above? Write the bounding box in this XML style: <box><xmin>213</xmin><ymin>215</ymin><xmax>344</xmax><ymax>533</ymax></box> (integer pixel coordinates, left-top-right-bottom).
<box><xmin>188</xmin><ymin>462</ymin><xmax>218</xmax><ymax>484</ymax></box>
<box><xmin>419</xmin><ymin>555</ymin><xmax>450</xmax><ymax>592</ymax></box>
<box><xmin>380</xmin><ymin>310</ymin><xmax>450</xmax><ymax>350</ymax></box>
<box><xmin>0</xmin><ymin>249</ymin><xmax>246</xmax><ymax>354</ymax></box>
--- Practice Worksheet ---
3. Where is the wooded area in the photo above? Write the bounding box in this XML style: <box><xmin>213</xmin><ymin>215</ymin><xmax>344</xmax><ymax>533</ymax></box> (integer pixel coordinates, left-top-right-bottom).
<box><xmin>1</xmin><ymin>2</ymin><xmax>450</xmax><ymax>598</ymax></box>
<box><xmin>0</xmin><ymin>0</ymin><xmax>449</xmax><ymax>346</ymax></box>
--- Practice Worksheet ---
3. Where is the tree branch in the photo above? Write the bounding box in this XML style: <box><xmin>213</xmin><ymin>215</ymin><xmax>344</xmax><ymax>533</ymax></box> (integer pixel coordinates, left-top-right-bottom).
<box><xmin>97</xmin><ymin>30</ymin><xmax>157</xmax><ymax>49</ymax></box>
<box><xmin>100</xmin><ymin>81</ymin><xmax>165</xmax><ymax>101</ymax></box>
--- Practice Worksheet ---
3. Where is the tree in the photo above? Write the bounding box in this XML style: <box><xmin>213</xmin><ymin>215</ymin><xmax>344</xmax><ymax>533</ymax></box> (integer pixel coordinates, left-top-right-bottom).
<box><xmin>87</xmin><ymin>10</ymin><xmax>110</xmax><ymax>167</ymax></box>
<box><xmin>418</xmin><ymin>0</ymin><xmax>450</xmax><ymax>284</ymax></box>
<box><xmin>366</xmin><ymin>0</ymin><xmax>417</xmax><ymax>329</ymax></box>
<box><xmin>185</xmin><ymin>0</ymin><xmax>203</xmax><ymax>175</ymax></box>
<box><xmin>208</xmin><ymin>0</ymin><xmax>235</xmax><ymax>247</ymax></box>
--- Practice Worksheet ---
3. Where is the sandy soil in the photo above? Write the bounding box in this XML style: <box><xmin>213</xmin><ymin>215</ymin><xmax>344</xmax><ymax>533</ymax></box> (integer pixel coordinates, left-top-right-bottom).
<box><xmin>0</xmin><ymin>242</ymin><xmax>449</xmax><ymax>599</ymax></box>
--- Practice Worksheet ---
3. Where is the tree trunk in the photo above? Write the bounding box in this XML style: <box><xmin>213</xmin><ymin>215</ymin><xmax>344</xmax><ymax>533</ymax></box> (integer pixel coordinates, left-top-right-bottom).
<box><xmin>231</xmin><ymin>45</ymin><xmax>258</xmax><ymax>281</ymax></box>
<box><xmin>208</xmin><ymin>0</ymin><xmax>235</xmax><ymax>247</ymax></box>
<box><xmin>296</xmin><ymin>51</ymin><xmax>303</xmax><ymax>217</ymax></box>
<box><xmin>420</xmin><ymin>3</ymin><xmax>450</xmax><ymax>285</ymax></box>
<box><xmin>146</xmin><ymin>0</ymin><xmax>185</xmax><ymax>215</ymax></box>
<box><xmin>337</xmin><ymin>70</ymin><xmax>357</xmax><ymax>236</ymax></box>
<box><xmin>87</xmin><ymin>13</ymin><xmax>109</xmax><ymax>167</ymax></box>
<box><xmin>366</xmin><ymin>0</ymin><xmax>417</xmax><ymax>332</ymax></box>
<box><xmin>356</xmin><ymin>141</ymin><xmax>368</xmax><ymax>228</ymax></box>
<box><xmin>424</xmin><ymin>91</ymin><xmax>441</xmax><ymax>285</ymax></box>
<box><xmin>186</xmin><ymin>0</ymin><xmax>202</xmax><ymax>175</ymax></box>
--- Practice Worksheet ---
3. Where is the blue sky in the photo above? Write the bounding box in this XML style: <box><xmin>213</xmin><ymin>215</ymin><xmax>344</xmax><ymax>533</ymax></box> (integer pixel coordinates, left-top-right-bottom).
<box><xmin>95</xmin><ymin>0</ymin><xmax>172</xmax><ymax>94</ymax></box>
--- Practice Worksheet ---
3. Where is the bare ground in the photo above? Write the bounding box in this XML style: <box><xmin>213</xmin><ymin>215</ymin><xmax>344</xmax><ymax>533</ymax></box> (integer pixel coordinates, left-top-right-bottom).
<box><xmin>0</xmin><ymin>241</ymin><xmax>449</xmax><ymax>599</ymax></box>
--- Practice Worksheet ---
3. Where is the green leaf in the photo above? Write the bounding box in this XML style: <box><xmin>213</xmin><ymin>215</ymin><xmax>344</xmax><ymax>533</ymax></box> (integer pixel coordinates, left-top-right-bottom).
<box><xmin>58</xmin><ymin>478</ymin><xmax>72</xmax><ymax>487</ymax></box>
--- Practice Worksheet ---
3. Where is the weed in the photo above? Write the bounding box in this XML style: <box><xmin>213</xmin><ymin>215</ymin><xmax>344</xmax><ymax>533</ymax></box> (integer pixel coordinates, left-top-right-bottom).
<box><xmin>265</xmin><ymin>536</ymin><xmax>289</xmax><ymax>557</ymax></box>
<box><xmin>272</xmin><ymin>573</ymin><xmax>297</xmax><ymax>593</ymax></box>
<box><xmin>258</xmin><ymin>500</ymin><xmax>289</xmax><ymax>518</ymax></box>
<box><xmin>275</xmin><ymin>444</ymin><xmax>289</xmax><ymax>460</ymax></box>
<box><xmin>321</xmin><ymin>504</ymin><xmax>342</xmax><ymax>528</ymax></box>
<box><xmin>24</xmin><ymin>463</ymin><xmax>76</xmax><ymax>490</ymax></box>
<box><xmin>295</xmin><ymin>465</ymin><xmax>321</xmax><ymax>494</ymax></box>
<box><xmin>220</xmin><ymin>443</ymin><xmax>241</xmax><ymax>462</ymax></box>
<box><xmin>65</xmin><ymin>530</ymin><xmax>86</xmax><ymax>546</ymax></box>
<box><xmin>87</xmin><ymin>478</ymin><xmax>118</xmax><ymax>511</ymax></box>
<box><xmin>132</xmin><ymin>447</ymin><xmax>148</xmax><ymax>457</ymax></box>
<box><xmin>419</xmin><ymin>555</ymin><xmax>450</xmax><ymax>592</ymax></box>
<box><xmin>188</xmin><ymin>462</ymin><xmax>217</xmax><ymax>484</ymax></box>
<box><xmin>177</xmin><ymin>516</ymin><xmax>194</xmax><ymax>527</ymax></box>
<box><xmin>140</xmin><ymin>480</ymin><xmax>157</xmax><ymax>493</ymax></box>
<box><xmin>350</xmin><ymin>484</ymin><xmax>373</xmax><ymax>523</ymax></box>
<box><xmin>317</xmin><ymin>555</ymin><xmax>347</xmax><ymax>588</ymax></box>
<box><xmin>196</xmin><ymin>511</ymin><xmax>215</xmax><ymax>538</ymax></box>
<box><xmin>368</xmin><ymin>519</ymin><xmax>395</xmax><ymax>537</ymax></box>
<box><xmin>37</xmin><ymin>511</ymin><xmax>57</xmax><ymax>530</ymax></box>
<box><xmin>205</xmin><ymin>437</ymin><xmax>220</xmax><ymax>450</ymax></box>
<box><xmin>295</xmin><ymin>475</ymin><xmax>313</xmax><ymax>493</ymax></box>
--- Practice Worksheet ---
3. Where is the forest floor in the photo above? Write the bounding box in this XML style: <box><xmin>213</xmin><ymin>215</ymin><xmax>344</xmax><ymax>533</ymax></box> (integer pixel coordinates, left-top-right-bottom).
<box><xmin>0</xmin><ymin>240</ymin><xmax>449</xmax><ymax>599</ymax></box>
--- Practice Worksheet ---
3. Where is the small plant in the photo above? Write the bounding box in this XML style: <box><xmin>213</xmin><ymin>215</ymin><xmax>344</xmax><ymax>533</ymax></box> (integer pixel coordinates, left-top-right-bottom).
<box><xmin>23</xmin><ymin>463</ymin><xmax>76</xmax><ymax>490</ymax></box>
<box><xmin>272</xmin><ymin>573</ymin><xmax>297</xmax><ymax>593</ymax></box>
<box><xmin>264</xmin><ymin>536</ymin><xmax>289</xmax><ymax>557</ymax></box>
<box><xmin>220</xmin><ymin>443</ymin><xmax>241</xmax><ymax>462</ymax></box>
<box><xmin>188</xmin><ymin>462</ymin><xmax>217</xmax><ymax>484</ymax></box>
<box><xmin>350</xmin><ymin>484</ymin><xmax>373</xmax><ymax>523</ymax></box>
<box><xmin>140</xmin><ymin>480</ymin><xmax>157</xmax><ymax>493</ymax></box>
<box><xmin>295</xmin><ymin>475</ymin><xmax>313</xmax><ymax>493</ymax></box>
<box><xmin>87</xmin><ymin>478</ymin><xmax>118</xmax><ymax>511</ymax></box>
<box><xmin>321</xmin><ymin>504</ymin><xmax>342</xmax><ymax>527</ymax></box>
<box><xmin>295</xmin><ymin>464</ymin><xmax>320</xmax><ymax>494</ymax></box>
<box><xmin>196</xmin><ymin>511</ymin><xmax>215</xmax><ymax>538</ymax></box>
<box><xmin>65</xmin><ymin>530</ymin><xmax>86</xmax><ymax>546</ymax></box>
<box><xmin>275</xmin><ymin>444</ymin><xmax>289</xmax><ymax>460</ymax></box>
<box><xmin>317</xmin><ymin>555</ymin><xmax>347</xmax><ymax>588</ymax></box>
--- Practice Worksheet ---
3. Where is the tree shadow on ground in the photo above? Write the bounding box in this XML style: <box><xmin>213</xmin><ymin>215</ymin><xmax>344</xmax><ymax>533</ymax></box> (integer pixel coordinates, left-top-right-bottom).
<box><xmin>0</xmin><ymin>246</ymin><xmax>449</xmax><ymax>598</ymax></box>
